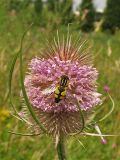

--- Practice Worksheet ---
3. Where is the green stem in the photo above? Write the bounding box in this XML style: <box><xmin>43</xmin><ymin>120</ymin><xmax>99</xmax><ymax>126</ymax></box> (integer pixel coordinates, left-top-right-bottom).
<box><xmin>19</xmin><ymin>26</ymin><xmax>47</xmax><ymax>133</ymax></box>
<box><xmin>57</xmin><ymin>135</ymin><xmax>66</xmax><ymax>160</ymax></box>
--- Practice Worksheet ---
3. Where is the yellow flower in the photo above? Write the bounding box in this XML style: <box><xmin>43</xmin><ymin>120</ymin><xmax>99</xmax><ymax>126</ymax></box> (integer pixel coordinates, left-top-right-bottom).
<box><xmin>0</xmin><ymin>108</ymin><xmax>10</xmax><ymax>122</ymax></box>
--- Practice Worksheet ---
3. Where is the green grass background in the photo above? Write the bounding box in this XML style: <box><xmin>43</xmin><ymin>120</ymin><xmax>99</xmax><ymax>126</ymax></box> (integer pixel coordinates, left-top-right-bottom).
<box><xmin>0</xmin><ymin>1</ymin><xmax>120</xmax><ymax>160</ymax></box>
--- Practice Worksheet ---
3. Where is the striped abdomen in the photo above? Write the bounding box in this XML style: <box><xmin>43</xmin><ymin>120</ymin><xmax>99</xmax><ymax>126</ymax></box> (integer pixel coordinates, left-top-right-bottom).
<box><xmin>54</xmin><ymin>86</ymin><xmax>66</xmax><ymax>103</ymax></box>
<box><xmin>54</xmin><ymin>75</ymin><xmax>69</xmax><ymax>103</ymax></box>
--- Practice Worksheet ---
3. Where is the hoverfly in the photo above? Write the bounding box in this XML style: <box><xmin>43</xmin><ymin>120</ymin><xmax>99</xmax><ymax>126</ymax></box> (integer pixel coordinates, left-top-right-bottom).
<box><xmin>54</xmin><ymin>75</ymin><xmax>69</xmax><ymax>103</ymax></box>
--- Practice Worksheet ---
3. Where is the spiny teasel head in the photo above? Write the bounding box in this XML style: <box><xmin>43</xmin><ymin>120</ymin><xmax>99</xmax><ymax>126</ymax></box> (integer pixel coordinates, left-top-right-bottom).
<box><xmin>24</xmin><ymin>32</ymin><xmax>102</xmax><ymax>137</ymax></box>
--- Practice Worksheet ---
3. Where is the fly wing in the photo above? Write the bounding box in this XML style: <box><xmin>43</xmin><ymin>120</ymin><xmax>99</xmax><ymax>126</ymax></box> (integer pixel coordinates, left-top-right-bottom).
<box><xmin>41</xmin><ymin>86</ymin><xmax>56</xmax><ymax>95</ymax></box>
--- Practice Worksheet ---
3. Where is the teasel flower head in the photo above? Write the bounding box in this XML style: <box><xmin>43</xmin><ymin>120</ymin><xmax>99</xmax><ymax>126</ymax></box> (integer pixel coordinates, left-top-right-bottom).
<box><xmin>24</xmin><ymin>32</ymin><xmax>102</xmax><ymax>137</ymax></box>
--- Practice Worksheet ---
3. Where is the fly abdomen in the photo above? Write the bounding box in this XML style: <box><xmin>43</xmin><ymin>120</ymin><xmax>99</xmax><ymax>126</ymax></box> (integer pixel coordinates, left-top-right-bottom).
<box><xmin>54</xmin><ymin>75</ymin><xmax>69</xmax><ymax>103</ymax></box>
<box><xmin>54</xmin><ymin>87</ymin><xmax>66</xmax><ymax>103</ymax></box>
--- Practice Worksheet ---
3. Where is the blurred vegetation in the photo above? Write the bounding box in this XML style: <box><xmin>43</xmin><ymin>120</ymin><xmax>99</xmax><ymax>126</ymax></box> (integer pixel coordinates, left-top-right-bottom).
<box><xmin>0</xmin><ymin>0</ymin><xmax>120</xmax><ymax>160</ymax></box>
<box><xmin>79</xmin><ymin>0</ymin><xmax>96</xmax><ymax>32</ymax></box>
<box><xmin>6</xmin><ymin>0</ymin><xmax>120</xmax><ymax>33</ymax></box>
<box><xmin>9</xmin><ymin>0</ymin><xmax>31</xmax><ymax>11</ymax></box>
<box><xmin>102</xmin><ymin>0</ymin><xmax>120</xmax><ymax>34</ymax></box>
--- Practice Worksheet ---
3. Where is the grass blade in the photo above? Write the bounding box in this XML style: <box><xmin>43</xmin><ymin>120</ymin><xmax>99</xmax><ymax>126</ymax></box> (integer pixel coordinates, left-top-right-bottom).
<box><xmin>98</xmin><ymin>93</ymin><xmax>115</xmax><ymax>122</ymax></box>
<box><xmin>8</xmin><ymin>131</ymin><xmax>41</xmax><ymax>136</ymax></box>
